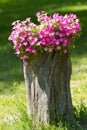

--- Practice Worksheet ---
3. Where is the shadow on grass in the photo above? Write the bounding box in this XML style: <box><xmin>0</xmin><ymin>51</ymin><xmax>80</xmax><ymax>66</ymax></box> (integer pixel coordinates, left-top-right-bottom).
<box><xmin>74</xmin><ymin>102</ymin><xmax>87</xmax><ymax>129</ymax></box>
<box><xmin>0</xmin><ymin>0</ymin><xmax>87</xmax><ymax>94</ymax></box>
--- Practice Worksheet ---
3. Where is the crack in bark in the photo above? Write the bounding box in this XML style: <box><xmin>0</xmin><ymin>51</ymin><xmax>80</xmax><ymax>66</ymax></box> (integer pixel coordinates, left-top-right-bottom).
<box><xmin>23</xmin><ymin>53</ymin><xmax>74</xmax><ymax>124</ymax></box>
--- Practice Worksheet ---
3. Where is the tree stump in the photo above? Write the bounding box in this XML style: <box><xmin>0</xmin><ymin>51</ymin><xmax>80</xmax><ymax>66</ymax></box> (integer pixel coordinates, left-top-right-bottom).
<box><xmin>23</xmin><ymin>52</ymin><xmax>74</xmax><ymax>124</ymax></box>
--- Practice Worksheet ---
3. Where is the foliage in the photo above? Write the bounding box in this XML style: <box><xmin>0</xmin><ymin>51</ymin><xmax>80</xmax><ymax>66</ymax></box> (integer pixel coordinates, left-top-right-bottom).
<box><xmin>8</xmin><ymin>11</ymin><xmax>81</xmax><ymax>65</ymax></box>
<box><xmin>0</xmin><ymin>102</ymin><xmax>86</xmax><ymax>130</ymax></box>
<box><xmin>75</xmin><ymin>102</ymin><xmax>87</xmax><ymax>125</ymax></box>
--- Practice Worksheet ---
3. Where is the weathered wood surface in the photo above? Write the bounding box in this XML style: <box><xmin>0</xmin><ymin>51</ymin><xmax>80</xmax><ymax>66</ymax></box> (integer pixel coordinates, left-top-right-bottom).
<box><xmin>23</xmin><ymin>52</ymin><xmax>73</xmax><ymax>124</ymax></box>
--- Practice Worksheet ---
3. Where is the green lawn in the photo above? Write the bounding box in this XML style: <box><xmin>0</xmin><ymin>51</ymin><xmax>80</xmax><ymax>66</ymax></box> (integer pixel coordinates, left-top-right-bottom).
<box><xmin>0</xmin><ymin>0</ymin><xmax>87</xmax><ymax>129</ymax></box>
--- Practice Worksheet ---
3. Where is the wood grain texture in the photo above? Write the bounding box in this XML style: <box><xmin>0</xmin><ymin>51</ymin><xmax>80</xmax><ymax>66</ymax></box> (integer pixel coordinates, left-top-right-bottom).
<box><xmin>23</xmin><ymin>52</ymin><xmax>73</xmax><ymax>124</ymax></box>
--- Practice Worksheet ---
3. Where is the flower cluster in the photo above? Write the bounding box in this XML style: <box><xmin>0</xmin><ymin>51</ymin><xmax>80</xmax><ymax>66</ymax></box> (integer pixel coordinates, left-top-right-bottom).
<box><xmin>8</xmin><ymin>11</ymin><xmax>81</xmax><ymax>66</ymax></box>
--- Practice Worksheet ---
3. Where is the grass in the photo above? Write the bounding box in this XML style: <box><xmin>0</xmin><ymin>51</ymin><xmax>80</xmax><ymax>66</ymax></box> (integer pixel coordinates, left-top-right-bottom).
<box><xmin>0</xmin><ymin>0</ymin><xmax>87</xmax><ymax>129</ymax></box>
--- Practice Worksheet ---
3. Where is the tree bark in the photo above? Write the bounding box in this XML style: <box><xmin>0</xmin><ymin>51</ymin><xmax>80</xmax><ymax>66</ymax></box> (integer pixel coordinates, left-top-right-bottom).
<box><xmin>23</xmin><ymin>52</ymin><xmax>74</xmax><ymax>124</ymax></box>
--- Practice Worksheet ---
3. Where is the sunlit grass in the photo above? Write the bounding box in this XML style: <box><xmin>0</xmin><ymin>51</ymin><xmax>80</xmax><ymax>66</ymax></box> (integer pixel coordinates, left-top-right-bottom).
<box><xmin>0</xmin><ymin>0</ymin><xmax>10</xmax><ymax>3</ymax></box>
<box><xmin>0</xmin><ymin>82</ymin><xmax>26</xmax><ymax>121</ymax></box>
<box><xmin>59</xmin><ymin>5</ymin><xmax>87</xmax><ymax>12</ymax></box>
<box><xmin>71</xmin><ymin>56</ymin><xmax>87</xmax><ymax>108</ymax></box>
<box><xmin>44</xmin><ymin>5</ymin><xmax>87</xmax><ymax>14</ymax></box>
